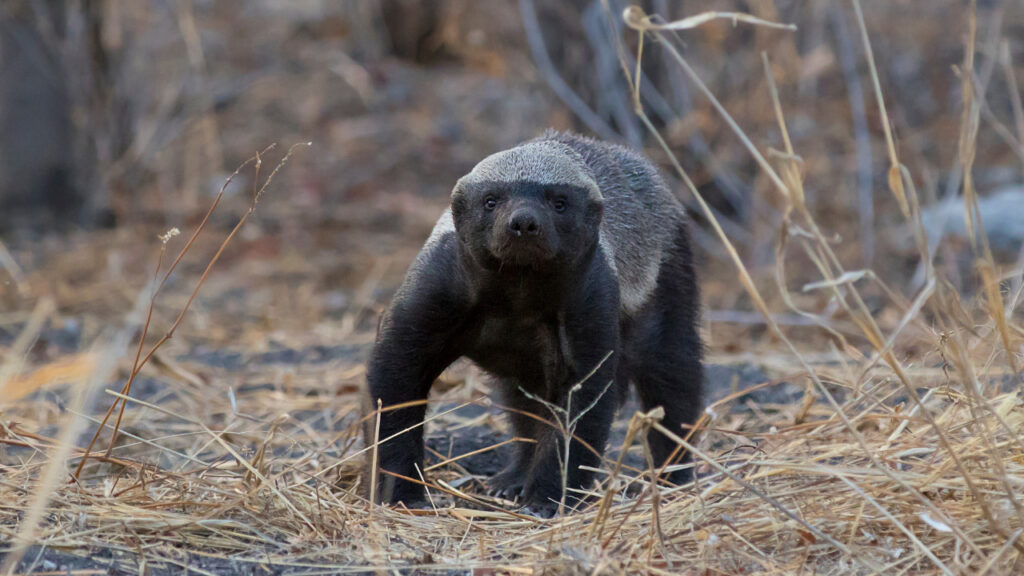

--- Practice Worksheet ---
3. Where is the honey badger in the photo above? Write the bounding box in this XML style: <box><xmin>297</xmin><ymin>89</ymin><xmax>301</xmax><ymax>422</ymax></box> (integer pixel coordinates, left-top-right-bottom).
<box><xmin>367</xmin><ymin>130</ymin><xmax>703</xmax><ymax>515</ymax></box>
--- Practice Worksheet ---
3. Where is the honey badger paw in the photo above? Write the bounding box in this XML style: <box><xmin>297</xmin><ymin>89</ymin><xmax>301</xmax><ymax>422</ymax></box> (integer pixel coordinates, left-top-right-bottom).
<box><xmin>519</xmin><ymin>485</ymin><xmax>586</xmax><ymax>518</ymax></box>
<box><xmin>393</xmin><ymin>497</ymin><xmax>432</xmax><ymax>510</ymax></box>
<box><xmin>522</xmin><ymin>498</ymin><xmax>560</xmax><ymax>518</ymax></box>
<box><xmin>487</xmin><ymin>465</ymin><xmax>527</xmax><ymax>500</ymax></box>
<box><xmin>521</xmin><ymin>492</ymin><xmax>586</xmax><ymax>518</ymax></box>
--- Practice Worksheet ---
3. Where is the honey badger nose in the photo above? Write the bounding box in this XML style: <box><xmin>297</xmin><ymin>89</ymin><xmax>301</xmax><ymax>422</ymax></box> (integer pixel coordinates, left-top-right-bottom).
<box><xmin>508</xmin><ymin>209</ymin><xmax>540</xmax><ymax>236</ymax></box>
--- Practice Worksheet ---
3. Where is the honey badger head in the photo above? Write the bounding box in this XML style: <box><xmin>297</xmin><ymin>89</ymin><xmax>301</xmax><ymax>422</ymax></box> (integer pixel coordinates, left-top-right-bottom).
<box><xmin>451</xmin><ymin>141</ymin><xmax>604</xmax><ymax>271</ymax></box>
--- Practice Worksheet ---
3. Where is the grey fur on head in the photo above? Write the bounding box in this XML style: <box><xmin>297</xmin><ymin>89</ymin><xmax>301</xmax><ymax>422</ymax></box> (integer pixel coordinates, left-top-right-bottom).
<box><xmin>455</xmin><ymin>139</ymin><xmax>603</xmax><ymax>203</ymax></box>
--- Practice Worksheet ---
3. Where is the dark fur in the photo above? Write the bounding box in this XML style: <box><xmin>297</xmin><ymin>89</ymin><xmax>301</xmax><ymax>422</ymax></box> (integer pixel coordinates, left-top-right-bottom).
<box><xmin>365</xmin><ymin>131</ymin><xmax>703</xmax><ymax>515</ymax></box>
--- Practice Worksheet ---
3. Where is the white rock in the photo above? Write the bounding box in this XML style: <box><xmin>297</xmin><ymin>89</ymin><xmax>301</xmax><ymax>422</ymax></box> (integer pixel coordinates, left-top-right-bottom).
<box><xmin>920</xmin><ymin>185</ymin><xmax>1024</xmax><ymax>253</ymax></box>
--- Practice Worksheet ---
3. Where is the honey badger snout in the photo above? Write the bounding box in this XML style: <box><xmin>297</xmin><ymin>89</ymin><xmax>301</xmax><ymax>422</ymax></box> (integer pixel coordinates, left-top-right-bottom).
<box><xmin>508</xmin><ymin>207</ymin><xmax>541</xmax><ymax>237</ymax></box>
<box><xmin>493</xmin><ymin>200</ymin><xmax>556</xmax><ymax>265</ymax></box>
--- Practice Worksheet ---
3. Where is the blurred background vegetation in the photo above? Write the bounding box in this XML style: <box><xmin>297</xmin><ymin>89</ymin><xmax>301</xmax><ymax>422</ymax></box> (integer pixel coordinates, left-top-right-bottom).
<box><xmin>1</xmin><ymin>0</ymin><xmax>1022</xmax><ymax>354</ymax></box>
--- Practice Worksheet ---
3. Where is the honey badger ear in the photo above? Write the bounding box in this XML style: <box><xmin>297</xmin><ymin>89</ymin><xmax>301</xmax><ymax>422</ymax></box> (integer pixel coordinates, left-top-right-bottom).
<box><xmin>449</xmin><ymin>184</ymin><xmax>472</xmax><ymax>245</ymax></box>
<box><xmin>575</xmin><ymin>172</ymin><xmax>604</xmax><ymax>218</ymax></box>
<box><xmin>450</xmin><ymin>183</ymin><xmax>465</xmax><ymax>217</ymax></box>
<box><xmin>589</xmin><ymin>190</ymin><xmax>604</xmax><ymax>215</ymax></box>
<box><xmin>576</xmin><ymin>166</ymin><xmax>603</xmax><ymax>206</ymax></box>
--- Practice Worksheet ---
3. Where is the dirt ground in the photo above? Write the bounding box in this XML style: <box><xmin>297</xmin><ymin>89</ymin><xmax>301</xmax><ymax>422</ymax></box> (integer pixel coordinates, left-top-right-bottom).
<box><xmin>0</xmin><ymin>168</ymin><xmax>792</xmax><ymax>571</ymax></box>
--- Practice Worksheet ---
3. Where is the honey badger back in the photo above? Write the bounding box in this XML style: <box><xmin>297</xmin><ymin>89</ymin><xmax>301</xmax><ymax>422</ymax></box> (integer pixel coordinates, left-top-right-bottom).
<box><xmin>366</xmin><ymin>131</ymin><xmax>702</xmax><ymax>515</ymax></box>
<box><xmin>545</xmin><ymin>131</ymin><xmax>688</xmax><ymax>313</ymax></box>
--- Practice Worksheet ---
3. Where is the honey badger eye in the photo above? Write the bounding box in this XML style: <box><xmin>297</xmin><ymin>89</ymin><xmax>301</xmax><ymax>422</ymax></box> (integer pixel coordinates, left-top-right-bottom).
<box><xmin>483</xmin><ymin>196</ymin><xmax>497</xmax><ymax>210</ymax></box>
<box><xmin>552</xmin><ymin>198</ymin><xmax>568</xmax><ymax>212</ymax></box>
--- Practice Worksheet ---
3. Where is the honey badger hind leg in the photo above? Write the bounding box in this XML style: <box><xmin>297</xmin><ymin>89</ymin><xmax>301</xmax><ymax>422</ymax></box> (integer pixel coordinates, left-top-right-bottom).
<box><xmin>626</xmin><ymin>223</ymin><xmax>704</xmax><ymax>486</ymax></box>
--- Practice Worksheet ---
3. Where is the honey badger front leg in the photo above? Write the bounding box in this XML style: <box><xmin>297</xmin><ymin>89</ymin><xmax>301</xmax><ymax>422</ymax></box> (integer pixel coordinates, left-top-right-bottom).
<box><xmin>519</xmin><ymin>262</ymin><xmax>621</xmax><ymax>517</ymax></box>
<box><xmin>365</xmin><ymin>239</ymin><xmax>469</xmax><ymax>506</ymax></box>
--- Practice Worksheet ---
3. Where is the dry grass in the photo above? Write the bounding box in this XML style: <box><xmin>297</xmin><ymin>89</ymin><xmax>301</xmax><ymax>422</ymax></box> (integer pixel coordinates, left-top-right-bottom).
<box><xmin>2</xmin><ymin>3</ymin><xmax>1024</xmax><ymax>575</ymax></box>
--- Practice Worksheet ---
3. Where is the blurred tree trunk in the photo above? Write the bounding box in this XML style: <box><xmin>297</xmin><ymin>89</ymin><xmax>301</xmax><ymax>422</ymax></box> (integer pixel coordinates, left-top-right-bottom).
<box><xmin>0</xmin><ymin>1</ymin><xmax>78</xmax><ymax>229</ymax></box>
<box><xmin>0</xmin><ymin>0</ymin><xmax>129</xmax><ymax>232</ymax></box>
